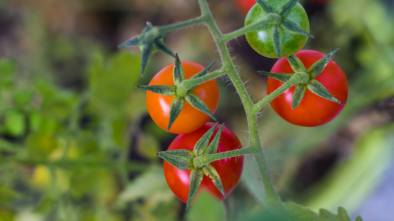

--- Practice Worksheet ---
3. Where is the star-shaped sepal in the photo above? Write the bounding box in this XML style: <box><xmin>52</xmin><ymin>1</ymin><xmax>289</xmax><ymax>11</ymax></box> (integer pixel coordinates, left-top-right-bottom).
<box><xmin>136</xmin><ymin>54</ymin><xmax>216</xmax><ymax>132</ymax></box>
<box><xmin>258</xmin><ymin>49</ymin><xmax>344</xmax><ymax>109</ymax></box>
<box><xmin>156</xmin><ymin>123</ymin><xmax>226</xmax><ymax>208</ymax></box>
<box><xmin>256</xmin><ymin>0</ymin><xmax>314</xmax><ymax>60</ymax></box>
<box><xmin>119</xmin><ymin>22</ymin><xmax>175</xmax><ymax>76</ymax></box>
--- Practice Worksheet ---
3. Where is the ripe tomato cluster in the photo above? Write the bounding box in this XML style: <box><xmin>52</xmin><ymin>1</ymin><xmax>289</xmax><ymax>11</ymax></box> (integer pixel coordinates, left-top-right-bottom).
<box><xmin>127</xmin><ymin>0</ymin><xmax>348</xmax><ymax>208</ymax></box>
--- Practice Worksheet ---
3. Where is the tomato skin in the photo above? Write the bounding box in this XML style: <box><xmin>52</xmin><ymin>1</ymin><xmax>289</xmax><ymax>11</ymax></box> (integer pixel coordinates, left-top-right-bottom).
<box><xmin>146</xmin><ymin>61</ymin><xmax>219</xmax><ymax>134</ymax></box>
<box><xmin>163</xmin><ymin>123</ymin><xmax>244</xmax><ymax>203</ymax></box>
<box><xmin>234</xmin><ymin>0</ymin><xmax>256</xmax><ymax>15</ymax></box>
<box><xmin>245</xmin><ymin>0</ymin><xmax>310</xmax><ymax>58</ymax></box>
<box><xmin>267</xmin><ymin>50</ymin><xmax>348</xmax><ymax>127</ymax></box>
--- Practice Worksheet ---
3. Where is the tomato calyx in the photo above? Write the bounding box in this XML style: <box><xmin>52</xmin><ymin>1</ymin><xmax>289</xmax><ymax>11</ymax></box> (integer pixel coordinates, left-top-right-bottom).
<box><xmin>255</xmin><ymin>0</ymin><xmax>313</xmax><ymax>59</ymax></box>
<box><xmin>157</xmin><ymin>123</ymin><xmax>226</xmax><ymax>208</ymax></box>
<box><xmin>259</xmin><ymin>49</ymin><xmax>344</xmax><ymax>109</ymax></box>
<box><xmin>137</xmin><ymin>54</ymin><xmax>217</xmax><ymax>131</ymax></box>
<box><xmin>118</xmin><ymin>22</ymin><xmax>175</xmax><ymax>75</ymax></box>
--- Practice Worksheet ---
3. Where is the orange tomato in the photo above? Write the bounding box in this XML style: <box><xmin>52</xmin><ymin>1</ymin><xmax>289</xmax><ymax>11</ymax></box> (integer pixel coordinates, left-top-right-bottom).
<box><xmin>146</xmin><ymin>61</ymin><xmax>219</xmax><ymax>134</ymax></box>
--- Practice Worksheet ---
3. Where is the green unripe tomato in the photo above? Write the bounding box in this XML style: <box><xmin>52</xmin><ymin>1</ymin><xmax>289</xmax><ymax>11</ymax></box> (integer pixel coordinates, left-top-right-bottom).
<box><xmin>245</xmin><ymin>0</ymin><xmax>310</xmax><ymax>58</ymax></box>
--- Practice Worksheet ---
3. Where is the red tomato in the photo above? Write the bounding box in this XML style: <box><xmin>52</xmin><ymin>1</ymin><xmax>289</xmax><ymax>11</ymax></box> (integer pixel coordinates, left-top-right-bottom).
<box><xmin>234</xmin><ymin>0</ymin><xmax>256</xmax><ymax>15</ymax></box>
<box><xmin>146</xmin><ymin>61</ymin><xmax>219</xmax><ymax>134</ymax></box>
<box><xmin>267</xmin><ymin>50</ymin><xmax>348</xmax><ymax>127</ymax></box>
<box><xmin>163</xmin><ymin>122</ymin><xmax>244</xmax><ymax>203</ymax></box>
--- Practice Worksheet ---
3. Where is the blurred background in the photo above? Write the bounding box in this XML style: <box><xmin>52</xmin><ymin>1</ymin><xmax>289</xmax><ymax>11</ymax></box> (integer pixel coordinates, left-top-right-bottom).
<box><xmin>0</xmin><ymin>0</ymin><xmax>393</xmax><ymax>220</ymax></box>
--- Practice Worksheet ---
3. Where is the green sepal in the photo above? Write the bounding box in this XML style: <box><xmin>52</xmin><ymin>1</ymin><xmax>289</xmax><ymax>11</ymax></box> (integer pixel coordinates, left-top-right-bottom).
<box><xmin>156</xmin><ymin>149</ymin><xmax>195</xmax><ymax>170</ymax></box>
<box><xmin>204</xmin><ymin>124</ymin><xmax>224</xmax><ymax>155</ymax></box>
<box><xmin>257</xmin><ymin>71</ymin><xmax>293</xmax><ymax>83</ymax></box>
<box><xmin>118</xmin><ymin>36</ymin><xmax>143</xmax><ymax>48</ymax></box>
<box><xmin>273</xmin><ymin>26</ymin><xmax>281</xmax><ymax>60</ymax></box>
<box><xmin>118</xmin><ymin>22</ymin><xmax>175</xmax><ymax>76</ymax></box>
<box><xmin>185</xmin><ymin>93</ymin><xmax>216</xmax><ymax>121</ymax></box>
<box><xmin>307</xmin><ymin>79</ymin><xmax>344</xmax><ymax>105</ymax></box>
<box><xmin>287</xmin><ymin>55</ymin><xmax>306</xmax><ymax>72</ymax></box>
<box><xmin>202</xmin><ymin>164</ymin><xmax>225</xmax><ymax>197</ymax></box>
<box><xmin>291</xmin><ymin>84</ymin><xmax>306</xmax><ymax>109</ymax></box>
<box><xmin>186</xmin><ymin>169</ymin><xmax>204</xmax><ymax>209</ymax></box>
<box><xmin>154</xmin><ymin>38</ymin><xmax>175</xmax><ymax>57</ymax></box>
<box><xmin>256</xmin><ymin>0</ymin><xmax>273</xmax><ymax>13</ymax></box>
<box><xmin>307</xmin><ymin>49</ymin><xmax>339</xmax><ymax>78</ymax></box>
<box><xmin>136</xmin><ymin>85</ymin><xmax>176</xmax><ymax>96</ymax></box>
<box><xmin>168</xmin><ymin>96</ymin><xmax>185</xmax><ymax>131</ymax></box>
<box><xmin>189</xmin><ymin>61</ymin><xmax>216</xmax><ymax>91</ymax></box>
<box><xmin>193</xmin><ymin>122</ymin><xmax>218</xmax><ymax>157</ymax></box>
<box><xmin>141</xmin><ymin>44</ymin><xmax>153</xmax><ymax>76</ymax></box>
<box><xmin>281</xmin><ymin>20</ymin><xmax>313</xmax><ymax>38</ymax></box>
<box><xmin>173</xmin><ymin>53</ymin><xmax>185</xmax><ymax>86</ymax></box>
<box><xmin>280</xmin><ymin>0</ymin><xmax>299</xmax><ymax>18</ymax></box>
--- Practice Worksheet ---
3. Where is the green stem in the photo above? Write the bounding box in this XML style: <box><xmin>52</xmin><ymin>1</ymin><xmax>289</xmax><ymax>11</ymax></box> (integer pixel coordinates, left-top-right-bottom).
<box><xmin>177</xmin><ymin>68</ymin><xmax>226</xmax><ymax>95</ymax></box>
<box><xmin>222</xmin><ymin>13</ymin><xmax>281</xmax><ymax>42</ymax></box>
<box><xmin>253</xmin><ymin>72</ymin><xmax>309</xmax><ymax>114</ymax></box>
<box><xmin>158</xmin><ymin>15</ymin><xmax>208</xmax><ymax>35</ymax></box>
<box><xmin>194</xmin><ymin>146</ymin><xmax>253</xmax><ymax>168</ymax></box>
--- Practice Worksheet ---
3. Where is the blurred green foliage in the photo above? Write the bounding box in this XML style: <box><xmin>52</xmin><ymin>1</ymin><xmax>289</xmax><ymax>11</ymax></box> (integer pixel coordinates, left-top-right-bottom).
<box><xmin>0</xmin><ymin>0</ymin><xmax>394</xmax><ymax>220</ymax></box>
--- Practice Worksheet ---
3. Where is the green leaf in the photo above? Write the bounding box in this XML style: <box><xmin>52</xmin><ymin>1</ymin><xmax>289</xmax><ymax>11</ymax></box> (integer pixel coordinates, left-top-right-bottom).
<box><xmin>287</xmin><ymin>55</ymin><xmax>306</xmax><ymax>72</ymax></box>
<box><xmin>141</xmin><ymin>44</ymin><xmax>153</xmax><ymax>76</ymax></box>
<box><xmin>204</xmin><ymin>123</ymin><xmax>224</xmax><ymax>155</ymax></box>
<box><xmin>193</xmin><ymin>122</ymin><xmax>218</xmax><ymax>156</ymax></box>
<box><xmin>282</xmin><ymin>20</ymin><xmax>313</xmax><ymax>37</ymax></box>
<box><xmin>173</xmin><ymin>53</ymin><xmax>185</xmax><ymax>86</ymax></box>
<box><xmin>283</xmin><ymin>202</ymin><xmax>358</xmax><ymax>221</ymax></box>
<box><xmin>154</xmin><ymin>38</ymin><xmax>175</xmax><ymax>57</ymax></box>
<box><xmin>117</xmin><ymin>166</ymin><xmax>174</xmax><ymax>211</ymax></box>
<box><xmin>186</xmin><ymin>169</ymin><xmax>204</xmax><ymax>209</ymax></box>
<box><xmin>258</xmin><ymin>71</ymin><xmax>293</xmax><ymax>82</ymax></box>
<box><xmin>156</xmin><ymin>149</ymin><xmax>194</xmax><ymax>170</ymax></box>
<box><xmin>307</xmin><ymin>80</ymin><xmax>344</xmax><ymax>105</ymax></box>
<box><xmin>202</xmin><ymin>164</ymin><xmax>225</xmax><ymax>197</ymax></box>
<box><xmin>4</xmin><ymin>110</ymin><xmax>25</xmax><ymax>137</ymax></box>
<box><xmin>185</xmin><ymin>93</ymin><xmax>216</xmax><ymax>120</ymax></box>
<box><xmin>118</xmin><ymin>36</ymin><xmax>143</xmax><ymax>48</ymax></box>
<box><xmin>256</xmin><ymin>0</ymin><xmax>273</xmax><ymax>13</ymax></box>
<box><xmin>136</xmin><ymin>133</ymin><xmax>160</xmax><ymax>160</ymax></box>
<box><xmin>291</xmin><ymin>85</ymin><xmax>307</xmax><ymax>109</ymax></box>
<box><xmin>273</xmin><ymin>26</ymin><xmax>281</xmax><ymax>59</ymax></box>
<box><xmin>168</xmin><ymin>96</ymin><xmax>185</xmax><ymax>131</ymax></box>
<box><xmin>136</xmin><ymin>85</ymin><xmax>176</xmax><ymax>96</ymax></box>
<box><xmin>0</xmin><ymin>59</ymin><xmax>16</xmax><ymax>87</ymax></box>
<box><xmin>280</xmin><ymin>0</ymin><xmax>299</xmax><ymax>18</ymax></box>
<box><xmin>185</xmin><ymin>191</ymin><xmax>225</xmax><ymax>221</ymax></box>
<box><xmin>307</xmin><ymin>49</ymin><xmax>339</xmax><ymax>78</ymax></box>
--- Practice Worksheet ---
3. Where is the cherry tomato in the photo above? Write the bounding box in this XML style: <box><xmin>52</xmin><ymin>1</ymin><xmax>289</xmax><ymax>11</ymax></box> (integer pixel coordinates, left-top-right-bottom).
<box><xmin>267</xmin><ymin>50</ymin><xmax>348</xmax><ymax>127</ymax></box>
<box><xmin>245</xmin><ymin>0</ymin><xmax>310</xmax><ymax>58</ymax></box>
<box><xmin>163</xmin><ymin>122</ymin><xmax>244</xmax><ymax>203</ymax></box>
<box><xmin>146</xmin><ymin>61</ymin><xmax>219</xmax><ymax>134</ymax></box>
<box><xmin>234</xmin><ymin>0</ymin><xmax>256</xmax><ymax>15</ymax></box>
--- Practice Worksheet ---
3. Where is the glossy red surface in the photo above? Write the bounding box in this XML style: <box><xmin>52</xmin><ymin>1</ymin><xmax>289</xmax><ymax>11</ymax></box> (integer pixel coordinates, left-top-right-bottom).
<box><xmin>267</xmin><ymin>50</ymin><xmax>348</xmax><ymax>127</ymax></box>
<box><xmin>163</xmin><ymin>122</ymin><xmax>244</xmax><ymax>203</ymax></box>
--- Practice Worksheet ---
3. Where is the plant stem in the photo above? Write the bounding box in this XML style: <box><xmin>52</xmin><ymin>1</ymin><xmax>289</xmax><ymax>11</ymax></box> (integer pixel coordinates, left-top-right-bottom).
<box><xmin>177</xmin><ymin>68</ymin><xmax>226</xmax><ymax>95</ymax></box>
<box><xmin>158</xmin><ymin>16</ymin><xmax>208</xmax><ymax>35</ymax></box>
<box><xmin>253</xmin><ymin>72</ymin><xmax>309</xmax><ymax>114</ymax></box>
<box><xmin>194</xmin><ymin>146</ymin><xmax>253</xmax><ymax>168</ymax></box>
<box><xmin>222</xmin><ymin>13</ymin><xmax>281</xmax><ymax>42</ymax></box>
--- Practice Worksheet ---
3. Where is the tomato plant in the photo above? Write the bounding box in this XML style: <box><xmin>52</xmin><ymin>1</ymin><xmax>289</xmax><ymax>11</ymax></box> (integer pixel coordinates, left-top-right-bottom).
<box><xmin>234</xmin><ymin>0</ymin><xmax>256</xmax><ymax>15</ymax></box>
<box><xmin>146</xmin><ymin>61</ymin><xmax>219</xmax><ymax>134</ymax></box>
<box><xmin>267</xmin><ymin>50</ymin><xmax>348</xmax><ymax>127</ymax></box>
<box><xmin>163</xmin><ymin>122</ymin><xmax>244</xmax><ymax>203</ymax></box>
<box><xmin>245</xmin><ymin>0</ymin><xmax>310</xmax><ymax>58</ymax></box>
